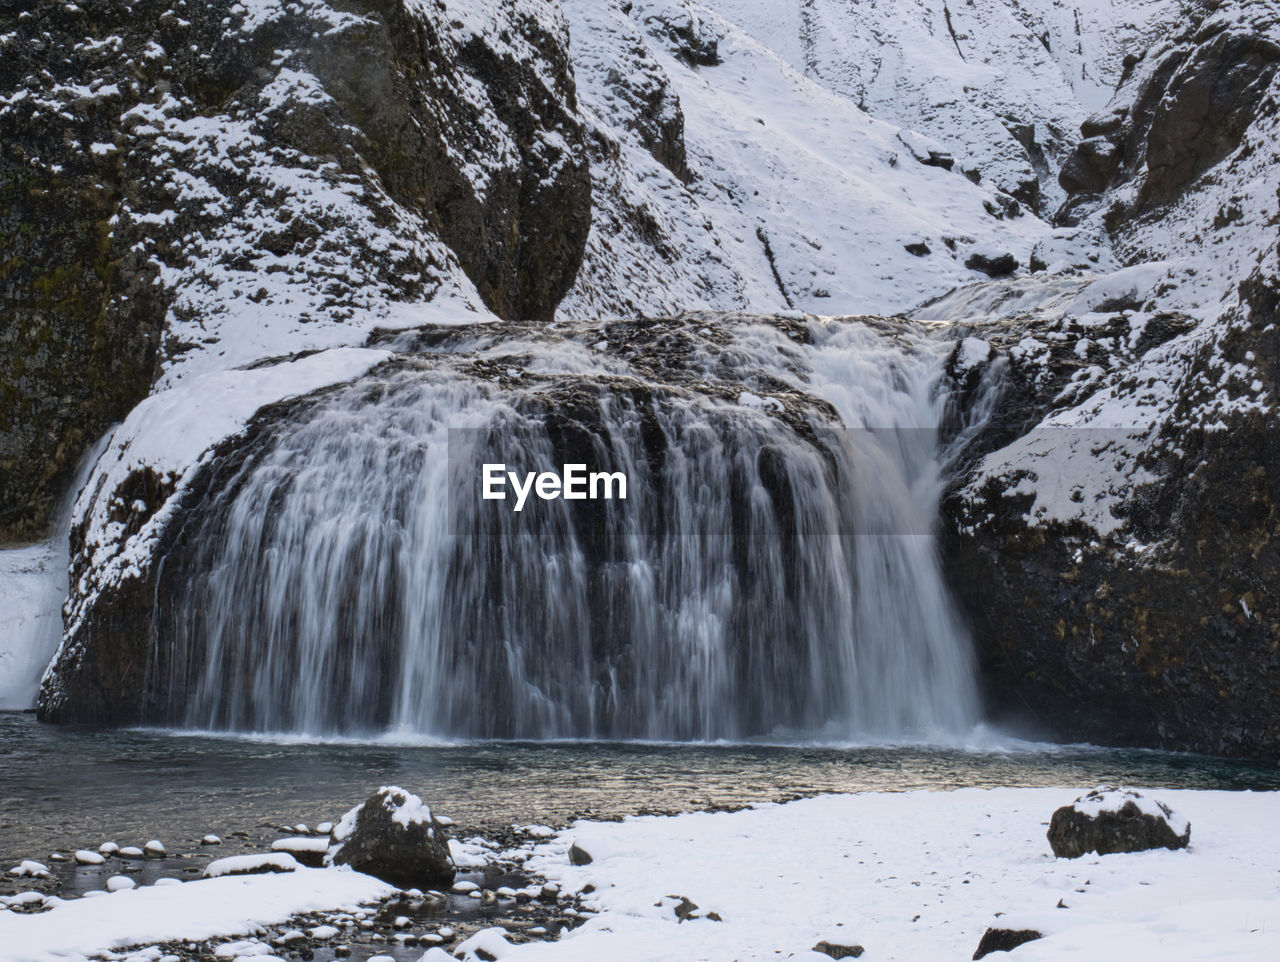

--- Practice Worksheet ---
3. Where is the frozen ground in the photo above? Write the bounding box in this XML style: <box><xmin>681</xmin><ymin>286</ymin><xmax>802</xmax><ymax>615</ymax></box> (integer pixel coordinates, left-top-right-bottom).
<box><xmin>502</xmin><ymin>786</ymin><xmax>1280</xmax><ymax>961</ymax></box>
<box><xmin>2</xmin><ymin>788</ymin><xmax>1276</xmax><ymax>962</ymax></box>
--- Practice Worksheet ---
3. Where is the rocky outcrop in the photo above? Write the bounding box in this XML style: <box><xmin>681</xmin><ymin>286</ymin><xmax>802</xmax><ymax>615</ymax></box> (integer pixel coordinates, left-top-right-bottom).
<box><xmin>941</xmin><ymin>271</ymin><xmax>1280</xmax><ymax>756</ymax></box>
<box><xmin>1047</xmin><ymin>786</ymin><xmax>1190</xmax><ymax>858</ymax></box>
<box><xmin>1058</xmin><ymin>0</ymin><xmax>1280</xmax><ymax>223</ymax></box>
<box><xmin>941</xmin><ymin>1</ymin><xmax>1280</xmax><ymax>760</ymax></box>
<box><xmin>0</xmin><ymin>0</ymin><xmax>591</xmax><ymax>538</ymax></box>
<box><xmin>326</xmin><ymin>786</ymin><xmax>456</xmax><ymax>888</ymax></box>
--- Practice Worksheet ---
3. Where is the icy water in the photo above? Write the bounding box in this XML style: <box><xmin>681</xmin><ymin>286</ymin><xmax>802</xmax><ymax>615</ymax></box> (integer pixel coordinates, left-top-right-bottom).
<box><xmin>2</xmin><ymin>713</ymin><xmax>1277</xmax><ymax>866</ymax></box>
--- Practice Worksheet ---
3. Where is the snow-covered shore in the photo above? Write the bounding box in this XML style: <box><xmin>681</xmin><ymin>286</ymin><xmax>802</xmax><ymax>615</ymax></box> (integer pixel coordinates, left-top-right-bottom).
<box><xmin>4</xmin><ymin>787</ymin><xmax>1277</xmax><ymax>962</ymax></box>
<box><xmin>504</xmin><ymin>786</ymin><xmax>1280</xmax><ymax>961</ymax></box>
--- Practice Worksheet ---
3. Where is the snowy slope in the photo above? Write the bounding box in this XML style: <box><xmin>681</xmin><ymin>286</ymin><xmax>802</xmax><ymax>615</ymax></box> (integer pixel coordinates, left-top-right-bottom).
<box><xmin>560</xmin><ymin>0</ymin><xmax>1059</xmax><ymax>320</ymax></box>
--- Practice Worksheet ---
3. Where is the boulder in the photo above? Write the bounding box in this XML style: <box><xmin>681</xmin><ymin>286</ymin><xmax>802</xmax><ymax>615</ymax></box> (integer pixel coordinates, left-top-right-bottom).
<box><xmin>812</xmin><ymin>941</ymin><xmax>865</xmax><ymax>959</ymax></box>
<box><xmin>326</xmin><ymin>787</ymin><xmax>456</xmax><ymax>888</ymax></box>
<box><xmin>203</xmin><ymin>853</ymin><xmax>300</xmax><ymax>878</ymax></box>
<box><xmin>568</xmin><ymin>843</ymin><xmax>593</xmax><ymax>866</ymax></box>
<box><xmin>1058</xmin><ymin>137</ymin><xmax>1123</xmax><ymax>195</ymax></box>
<box><xmin>964</xmin><ymin>250</ymin><xmax>1018</xmax><ymax>278</ymax></box>
<box><xmin>1047</xmin><ymin>786</ymin><xmax>1190</xmax><ymax>858</ymax></box>
<box><xmin>973</xmin><ymin>928</ymin><xmax>1042</xmax><ymax>959</ymax></box>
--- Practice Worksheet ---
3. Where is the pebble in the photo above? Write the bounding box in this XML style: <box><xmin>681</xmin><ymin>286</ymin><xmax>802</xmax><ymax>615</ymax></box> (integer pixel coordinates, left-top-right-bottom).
<box><xmin>438</xmin><ymin>927</ymin><xmax>454</xmax><ymax>939</ymax></box>
<box><xmin>9</xmin><ymin>860</ymin><xmax>51</xmax><ymax>877</ymax></box>
<box><xmin>106</xmin><ymin>876</ymin><xmax>136</xmax><ymax>892</ymax></box>
<box><xmin>309</xmin><ymin>926</ymin><xmax>339</xmax><ymax>940</ymax></box>
<box><xmin>49</xmin><ymin>853</ymin><xmax>68</xmax><ymax>862</ymax></box>
<box><xmin>75</xmin><ymin>850</ymin><xmax>106</xmax><ymax>865</ymax></box>
<box><xmin>99</xmin><ymin>842</ymin><xmax>120</xmax><ymax>855</ymax></box>
<box><xmin>367</xmin><ymin>956</ymin><xmax>394</xmax><ymax>962</ymax></box>
<box><xmin>202</xmin><ymin>835</ymin><xmax>223</xmax><ymax>846</ymax></box>
<box><xmin>333</xmin><ymin>947</ymin><xmax>351</xmax><ymax>958</ymax></box>
<box><xmin>315</xmin><ymin>822</ymin><xmax>334</xmax><ymax>835</ymax></box>
<box><xmin>420</xmin><ymin>934</ymin><xmax>444</xmax><ymax>945</ymax></box>
<box><xmin>452</xmin><ymin>880</ymin><xmax>479</xmax><ymax>893</ymax></box>
<box><xmin>118</xmin><ymin>847</ymin><xmax>145</xmax><ymax>860</ymax></box>
<box><xmin>293</xmin><ymin>824</ymin><xmax>309</xmax><ymax>835</ymax></box>
<box><xmin>540</xmin><ymin>883</ymin><xmax>559</xmax><ymax>899</ymax></box>
<box><xmin>144</xmin><ymin>841</ymin><xmax>166</xmax><ymax>858</ymax></box>
<box><xmin>529</xmin><ymin>926</ymin><xmax>547</xmax><ymax>935</ymax></box>
<box><xmin>393</xmin><ymin>916</ymin><xmax>410</xmax><ymax>929</ymax></box>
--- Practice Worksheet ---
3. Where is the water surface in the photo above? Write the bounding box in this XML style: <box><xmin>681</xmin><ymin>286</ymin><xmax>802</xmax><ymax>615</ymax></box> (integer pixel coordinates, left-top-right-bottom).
<box><xmin>3</xmin><ymin>713</ymin><xmax>1276</xmax><ymax>865</ymax></box>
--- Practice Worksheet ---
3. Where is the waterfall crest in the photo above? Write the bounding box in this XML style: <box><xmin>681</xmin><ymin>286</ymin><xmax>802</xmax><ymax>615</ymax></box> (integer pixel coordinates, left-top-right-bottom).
<box><xmin>156</xmin><ymin>315</ymin><xmax>982</xmax><ymax>741</ymax></box>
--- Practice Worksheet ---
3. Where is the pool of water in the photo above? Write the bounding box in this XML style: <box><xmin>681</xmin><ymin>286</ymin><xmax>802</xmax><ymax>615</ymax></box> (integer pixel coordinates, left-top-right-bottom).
<box><xmin>3</xmin><ymin>712</ymin><xmax>1277</xmax><ymax>866</ymax></box>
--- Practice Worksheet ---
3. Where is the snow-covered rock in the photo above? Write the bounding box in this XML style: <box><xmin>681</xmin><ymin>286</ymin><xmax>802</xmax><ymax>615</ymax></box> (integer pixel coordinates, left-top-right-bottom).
<box><xmin>325</xmin><ymin>787</ymin><xmax>456</xmax><ymax>888</ymax></box>
<box><xmin>204</xmin><ymin>854</ymin><xmax>300</xmax><ymax>879</ymax></box>
<box><xmin>270</xmin><ymin>838</ymin><xmax>329</xmax><ymax>869</ymax></box>
<box><xmin>1047</xmin><ymin>786</ymin><xmax>1191</xmax><ymax>858</ymax></box>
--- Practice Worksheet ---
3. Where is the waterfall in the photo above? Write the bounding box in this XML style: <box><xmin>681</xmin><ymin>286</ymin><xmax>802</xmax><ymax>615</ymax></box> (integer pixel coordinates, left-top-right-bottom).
<box><xmin>154</xmin><ymin>315</ymin><xmax>981</xmax><ymax>742</ymax></box>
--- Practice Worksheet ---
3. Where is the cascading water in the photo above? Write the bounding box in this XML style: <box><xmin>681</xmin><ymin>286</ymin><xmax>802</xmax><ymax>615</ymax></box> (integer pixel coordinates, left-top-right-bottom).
<box><xmin>152</xmin><ymin>315</ymin><xmax>983</xmax><ymax>742</ymax></box>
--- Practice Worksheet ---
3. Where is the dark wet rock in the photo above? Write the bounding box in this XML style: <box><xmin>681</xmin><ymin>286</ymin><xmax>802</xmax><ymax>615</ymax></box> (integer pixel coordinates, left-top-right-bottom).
<box><xmin>1058</xmin><ymin>137</ymin><xmax>1123</xmax><ymax>195</ymax></box>
<box><xmin>812</xmin><ymin>940</ymin><xmax>865</xmax><ymax>959</ymax></box>
<box><xmin>973</xmin><ymin>928</ymin><xmax>1042</xmax><ymax>959</ymax></box>
<box><xmin>1047</xmin><ymin>786</ymin><xmax>1190</xmax><ymax>858</ymax></box>
<box><xmin>326</xmin><ymin>787</ymin><xmax>456</xmax><ymax>889</ymax></box>
<box><xmin>1143</xmin><ymin>29</ymin><xmax>1280</xmax><ymax>204</ymax></box>
<box><xmin>568</xmin><ymin>844</ymin><xmax>593</xmax><ymax>866</ymax></box>
<box><xmin>964</xmin><ymin>251</ymin><xmax>1018</xmax><ymax>277</ymax></box>
<box><xmin>904</xmin><ymin>242</ymin><xmax>931</xmax><ymax>257</ymax></box>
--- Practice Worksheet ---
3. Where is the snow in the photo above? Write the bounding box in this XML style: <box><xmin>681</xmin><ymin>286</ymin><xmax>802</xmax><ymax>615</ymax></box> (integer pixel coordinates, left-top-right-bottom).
<box><xmin>559</xmin><ymin>0</ymin><xmax>1057</xmax><ymax>320</ymax></box>
<box><xmin>467</xmin><ymin>787</ymin><xmax>1280</xmax><ymax>962</ymax></box>
<box><xmin>0</xmin><ymin>867</ymin><xmax>393</xmax><ymax>962</ymax></box>
<box><xmin>7</xmin><ymin>862</ymin><xmax>50</xmax><ymax>879</ymax></box>
<box><xmin>383</xmin><ymin>786</ymin><xmax>434</xmax><ymax>829</ymax></box>
<box><xmin>1071</xmin><ymin>785</ymin><xmax>1190</xmax><ymax>837</ymax></box>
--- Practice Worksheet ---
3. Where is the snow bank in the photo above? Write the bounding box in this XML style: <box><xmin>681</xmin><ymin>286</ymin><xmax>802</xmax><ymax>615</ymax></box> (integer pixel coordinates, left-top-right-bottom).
<box><xmin>0</xmin><ymin>867</ymin><xmax>393</xmax><ymax>962</ymax></box>
<box><xmin>503</xmin><ymin>787</ymin><xmax>1279</xmax><ymax>962</ymax></box>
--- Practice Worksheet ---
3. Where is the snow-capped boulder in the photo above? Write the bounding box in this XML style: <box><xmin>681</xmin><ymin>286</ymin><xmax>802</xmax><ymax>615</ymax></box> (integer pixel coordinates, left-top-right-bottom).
<box><xmin>326</xmin><ymin>787</ymin><xmax>456</xmax><ymax>888</ymax></box>
<box><xmin>1047</xmin><ymin>786</ymin><xmax>1190</xmax><ymax>858</ymax></box>
<box><xmin>204</xmin><ymin>853</ymin><xmax>300</xmax><ymax>879</ymax></box>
